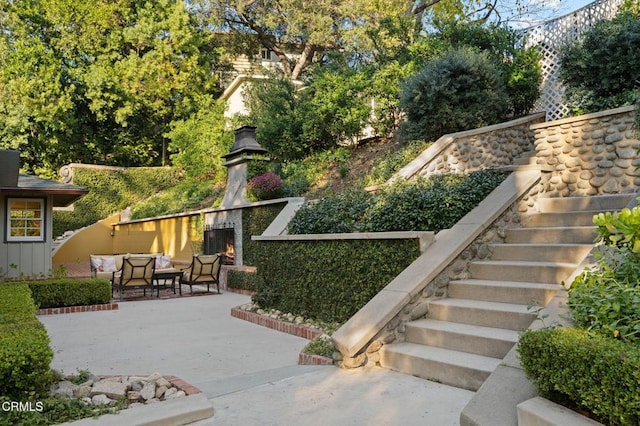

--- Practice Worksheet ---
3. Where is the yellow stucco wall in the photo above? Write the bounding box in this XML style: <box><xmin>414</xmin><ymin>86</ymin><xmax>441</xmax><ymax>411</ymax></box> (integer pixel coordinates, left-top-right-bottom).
<box><xmin>52</xmin><ymin>213</ymin><xmax>120</xmax><ymax>264</ymax></box>
<box><xmin>112</xmin><ymin>214</ymin><xmax>202</xmax><ymax>262</ymax></box>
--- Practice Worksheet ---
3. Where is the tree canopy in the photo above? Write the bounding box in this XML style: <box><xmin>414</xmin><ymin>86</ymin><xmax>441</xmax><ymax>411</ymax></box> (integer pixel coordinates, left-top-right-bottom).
<box><xmin>190</xmin><ymin>0</ymin><xmax>410</xmax><ymax>81</ymax></box>
<box><xmin>0</xmin><ymin>0</ymin><xmax>226</xmax><ymax>175</ymax></box>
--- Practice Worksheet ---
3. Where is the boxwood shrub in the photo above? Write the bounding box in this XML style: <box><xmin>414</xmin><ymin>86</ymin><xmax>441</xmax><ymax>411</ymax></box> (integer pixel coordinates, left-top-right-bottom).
<box><xmin>252</xmin><ymin>238</ymin><xmax>421</xmax><ymax>323</ymax></box>
<box><xmin>518</xmin><ymin>327</ymin><xmax>640</xmax><ymax>426</ymax></box>
<box><xmin>0</xmin><ymin>284</ymin><xmax>54</xmax><ymax>400</ymax></box>
<box><xmin>25</xmin><ymin>279</ymin><xmax>112</xmax><ymax>309</ymax></box>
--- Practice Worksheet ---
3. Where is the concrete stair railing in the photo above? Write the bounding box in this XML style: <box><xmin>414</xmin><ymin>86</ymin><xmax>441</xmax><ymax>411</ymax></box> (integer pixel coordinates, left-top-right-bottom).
<box><xmin>379</xmin><ymin>193</ymin><xmax>635</xmax><ymax>393</ymax></box>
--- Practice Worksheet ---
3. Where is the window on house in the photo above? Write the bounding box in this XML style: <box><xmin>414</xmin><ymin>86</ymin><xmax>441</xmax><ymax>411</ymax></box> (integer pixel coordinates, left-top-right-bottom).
<box><xmin>261</xmin><ymin>49</ymin><xmax>272</xmax><ymax>60</ymax></box>
<box><xmin>6</xmin><ymin>198</ymin><xmax>45</xmax><ymax>242</ymax></box>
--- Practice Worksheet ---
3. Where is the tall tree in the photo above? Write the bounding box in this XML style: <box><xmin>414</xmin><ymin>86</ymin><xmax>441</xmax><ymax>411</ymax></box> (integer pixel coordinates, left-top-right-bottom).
<box><xmin>0</xmin><ymin>0</ymin><xmax>226</xmax><ymax>175</ymax></box>
<box><xmin>191</xmin><ymin>0</ymin><xmax>409</xmax><ymax>81</ymax></box>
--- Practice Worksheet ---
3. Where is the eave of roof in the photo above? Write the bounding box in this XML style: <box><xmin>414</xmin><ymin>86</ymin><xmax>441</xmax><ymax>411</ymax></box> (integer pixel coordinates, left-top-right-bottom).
<box><xmin>0</xmin><ymin>175</ymin><xmax>89</xmax><ymax>207</ymax></box>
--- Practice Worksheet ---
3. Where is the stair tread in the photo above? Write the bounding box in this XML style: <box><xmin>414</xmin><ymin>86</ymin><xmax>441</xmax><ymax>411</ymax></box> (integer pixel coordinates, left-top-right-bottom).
<box><xmin>470</xmin><ymin>259</ymin><xmax>577</xmax><ymax>268</ymax></box>
<box><xmin>429</xmin><ymin>298</ymin><xmax>534</xmax><ymax>314</ymax></box>
<box><xmin>488</xmin><ymin>242</ymin><xmax>592</xmax><ymax>247</ymax></box>
<box><xmin>383</xmin><ymin>342</ymin><xmax>502</xmax><ymax>372</ymax></box>
<box><xmin>408</xmin><ymin>319</ymin><xmax>519</xmax><ymax>342</ymax></box>
<box><xmin>450</xmin><ymin>279</ymin><xmax>562</xmax><ymax>290</ymax></box>
<box><xmin>508</xmin><ymin>225</ymin><xmax>596</xmax><ymax>231</ymax></box>
<box><xmin>525</xmin><ymin>210</ymin><xmax>613</xmax><ymax>216</ymax></box>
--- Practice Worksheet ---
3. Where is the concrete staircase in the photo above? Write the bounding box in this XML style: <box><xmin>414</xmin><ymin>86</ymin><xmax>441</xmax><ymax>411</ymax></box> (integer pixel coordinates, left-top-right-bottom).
<box><xmin>379</xmin><ymin>194</ymin><xmax>634</xmax><ymax>392</ymax></box>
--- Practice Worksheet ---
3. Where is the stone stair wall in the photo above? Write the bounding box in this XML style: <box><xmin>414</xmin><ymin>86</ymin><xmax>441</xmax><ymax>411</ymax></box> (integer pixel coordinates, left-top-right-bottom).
<box><xmin>377</xmin><ymin>193</ymin><xmax>634</xmax><ymax>392</ymax></box>
<box><xmin>332</xmin><ymin>105</ymin><xmax>639</xmax><ymax>424</ymax></box>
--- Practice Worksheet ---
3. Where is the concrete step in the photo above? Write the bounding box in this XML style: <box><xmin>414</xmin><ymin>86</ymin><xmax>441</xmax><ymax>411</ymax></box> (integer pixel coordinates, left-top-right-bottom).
<box><xmin>405</xmin><ymin>319</ymin><xmax>519</xmax><ymax>359</ymax></box>
<box><xmin>428</xmin><ymin>298</ymin><xmax>536</xmax><ymax>331</ymax></box>
<box><xmin>448</xmin><ymin>279</ymin><xmax>561</xmax><ymax>305</ymax></box>
<box><xmin>505</xmin><ymin>226</ymin><xmax>596</xmax><ymax>244</ymax></box>
<box><xmin>522</xmin><ymin>211</ymin><xmax>605</xmax><ymax>227</ymax></box>
<box><xmin>468</xmin><ymin>260</ymin><xmax>577</xmax><ymax>284</ymax></box>
<box><xmin>488</xmin><ymin>243</ymin><xmax>593</xmax><ymax>263</ymax></box>
<box><xmin>379</xmin><ymin>342</ymin><xmax>501</xmax><ymax>392</ymax></box>
<box><xmin>537</xmin><ymin>194</ymin><xmax>635</xmax><ymax>213</ymax></box>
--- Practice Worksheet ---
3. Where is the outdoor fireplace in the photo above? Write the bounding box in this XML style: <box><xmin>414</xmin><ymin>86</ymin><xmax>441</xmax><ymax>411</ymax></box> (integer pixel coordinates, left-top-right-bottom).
<box><xmin>204</xmin><ymin>223</ymin><xmax>235</xmax><ymax>265</ymax></box>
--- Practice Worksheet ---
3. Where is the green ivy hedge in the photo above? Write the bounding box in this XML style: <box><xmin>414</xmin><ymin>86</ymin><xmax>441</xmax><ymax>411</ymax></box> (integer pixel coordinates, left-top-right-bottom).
<box><xmin>25</xmin><ymin>279</ymin><xmax>112</xmax><ymax>309</ymax></box>
<box><xmin>53</xmin><ymin>166</ymin><xmax>182</xmax><ymax>237</ymax></box>
<box><xmin>242</xmin><ymin>203</ymin><xmax>287</xmax><ymax>266</ymax></box>
<box><xmin>0</xmin><ymin>284</ymin><xmax>54</xmax><ymax>400</ymax></box>
<box><xmin>227</xmin><ymin>270</ymin><xmax>262</xmax><ymax>293</ymax></box>
<box><xmin>252</xmin><ymin>239</ymin><xmax>421</xmax><ymax>323</ymax></box>
<box><xmin>518</xmin><ymin>327</ymin><xmax>640</xmax><ymax>426</ymax></box>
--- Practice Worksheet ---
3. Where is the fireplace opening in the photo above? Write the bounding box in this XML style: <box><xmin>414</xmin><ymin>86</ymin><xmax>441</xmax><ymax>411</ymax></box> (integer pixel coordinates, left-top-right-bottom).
<box><xmin>204</xmin><ymin>223</ymin><xmax>235</xmax><ymax>265</ymax></box>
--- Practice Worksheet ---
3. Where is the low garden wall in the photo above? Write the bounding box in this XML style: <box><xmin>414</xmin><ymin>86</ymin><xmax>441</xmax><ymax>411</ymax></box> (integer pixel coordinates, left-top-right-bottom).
<box><xmin>532</xmin><ymin>105</ymin><xmax>639</xmax><ymax>197</ymax></box>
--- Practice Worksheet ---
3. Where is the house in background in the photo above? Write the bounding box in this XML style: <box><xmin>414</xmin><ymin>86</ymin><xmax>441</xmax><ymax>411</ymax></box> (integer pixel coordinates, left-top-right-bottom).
<box><xmin>0</xmin><ymin>150</ymin><xmax>88</xmax><ymax>279</ymax></box>
<box><xmin>220</xmin><ymin>47</ymin><xmax>303</xmax><ymax>117</ymax></box>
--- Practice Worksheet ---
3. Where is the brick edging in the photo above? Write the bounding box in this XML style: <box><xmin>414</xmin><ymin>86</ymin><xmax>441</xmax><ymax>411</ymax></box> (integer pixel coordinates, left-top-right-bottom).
<box><xmin>231</xmin><ymin>307</ymin><xmax>334</xmax><ymax>365</ymax></box>
<box><xmin>231</xmin><ymin>307</ymin><xmax>323</xmax><ymax>340</ymax></box>
<box><xmin>37</xmin><ymin>303</ymin><xmax>119</xmax><ymax>315</ymax></box>
<box><xmin>298</xmin><ymin>352</ymin><xmax>334</xmax><ymax>365</ymax></box>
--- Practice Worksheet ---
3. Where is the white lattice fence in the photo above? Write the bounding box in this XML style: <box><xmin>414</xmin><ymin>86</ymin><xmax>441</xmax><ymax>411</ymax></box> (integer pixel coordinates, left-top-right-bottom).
<box><xmin>524</xmin><ymin>0</ymin><xmax>624</xmax><ymax>121</ymax></box>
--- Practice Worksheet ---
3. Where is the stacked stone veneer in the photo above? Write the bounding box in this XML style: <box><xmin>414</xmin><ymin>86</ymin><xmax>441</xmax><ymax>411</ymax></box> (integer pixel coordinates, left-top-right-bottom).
<box><xmin>533</xmin><ymin>106</ymin><xmax>639</xmax><ymax>197</ymax></box>
<box><xmin>394</xmin><ymin>113</ymin><xmax>545</xmax><ymax>180</ymax></box>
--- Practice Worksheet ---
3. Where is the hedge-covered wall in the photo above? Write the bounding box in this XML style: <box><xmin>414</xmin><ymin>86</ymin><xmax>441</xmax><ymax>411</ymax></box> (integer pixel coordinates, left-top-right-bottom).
<box><xmin>53</xmin><ymin>166</ymin><xmax>182</xmax><ymax>237</ymax></box>
<box><xmin>252</xmin><ymin>239</ymin><xmax>421</xmax><ymax>323</ymax></box>
<box><xmin>242</xmin><ymin>203</ymin><xmax>287</xmax><ymax>266</ymax></box>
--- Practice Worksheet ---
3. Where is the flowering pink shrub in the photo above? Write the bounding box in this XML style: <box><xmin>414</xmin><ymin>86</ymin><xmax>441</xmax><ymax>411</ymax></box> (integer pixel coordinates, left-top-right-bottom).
<box><xmin>247</xmin><ymin>172</ymin><xmax>284</xmax><ymax>200</ymax></box>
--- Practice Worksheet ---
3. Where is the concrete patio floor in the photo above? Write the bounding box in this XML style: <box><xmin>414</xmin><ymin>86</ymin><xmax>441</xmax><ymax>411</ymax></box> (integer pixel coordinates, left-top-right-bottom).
<box><xmin>40</xmin><ymin>292</ymin><xmax>474</xmax><ymax>425</ymax></box>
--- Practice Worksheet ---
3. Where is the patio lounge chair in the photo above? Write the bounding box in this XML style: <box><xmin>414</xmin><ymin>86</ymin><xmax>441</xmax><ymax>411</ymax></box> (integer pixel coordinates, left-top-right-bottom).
<box><xmin>179</xmin><ymin>254</ymin><xmax>222</xmax><ymax>295</ymax></box>
<box><xmin>112</xmin><ymin>256</ymin><xmax>155</xmax><ymax>301</ymax></box>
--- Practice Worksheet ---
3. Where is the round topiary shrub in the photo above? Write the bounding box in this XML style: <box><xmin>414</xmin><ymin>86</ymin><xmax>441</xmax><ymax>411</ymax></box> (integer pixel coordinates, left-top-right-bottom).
<box><xmin>399</xmin><ymin>47</ymin><xmax>510</xmax><ymax>141</ymax></box>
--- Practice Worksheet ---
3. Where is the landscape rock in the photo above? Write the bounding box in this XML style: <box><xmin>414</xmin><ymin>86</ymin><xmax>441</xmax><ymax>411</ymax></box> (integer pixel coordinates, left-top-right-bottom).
<box><xmin>91</xmin><ymin>394</ymin><xmax>112</xmax><ymax>406</ymax></box>
<box><xmin>51</xmin><ymin>380</ymin><xmax>78</xmax><ymax>398</ymax></box>
<box><xmin>91</xmin><ymin>380</ymin><xmax>127</xmax><ymax>400</ymax></box>
<box><xmin>139</xmin><ymin>381</ymin><xmax>156</xmax><ymax>401</ymax></box>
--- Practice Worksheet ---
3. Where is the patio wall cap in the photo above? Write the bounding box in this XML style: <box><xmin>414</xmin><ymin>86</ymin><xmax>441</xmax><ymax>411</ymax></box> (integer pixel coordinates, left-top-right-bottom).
<box><xmin>113</xmin><ymin>197</ymin><xmax>304</xmax><ymax>226</ymax></box>
<box><xmin>530</xmin><ymin>105</ymin><xmax>635</xmax><ymax>130</ymax></box>
<box><xmin>252</xmin><ymin>231</ymin><xmax>434</xmax><ymax>241</ymax></box>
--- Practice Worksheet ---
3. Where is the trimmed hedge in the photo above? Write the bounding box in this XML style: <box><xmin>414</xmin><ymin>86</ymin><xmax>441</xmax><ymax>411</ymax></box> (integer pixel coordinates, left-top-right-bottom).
<box><xmin>242</xmin><ymin>203</ymin><xmax>287</xmax><ymax>266</ymax></box>
<box><xmin>227</xmin><ymin>270</ymin><xmax>262</xmax><ymax>293</ymax></box>
<box><xmin>0</xmin><ymin>284</ymin><xmax>54</xmax><ymax>399</ymax></box>
<box><xmin>25</xmin><ymin>279</ymin><xmax>112</xmax><ymax>309</ymax></box>
<box><xmin>252</xmin><ymin>239</ymin><xmax>421</xmax><ymax>323</ymax></box>
<box><xmin>518</xmin><ymin>327</ymin><xmax>640</xmax><ymax>426</ymax></box>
